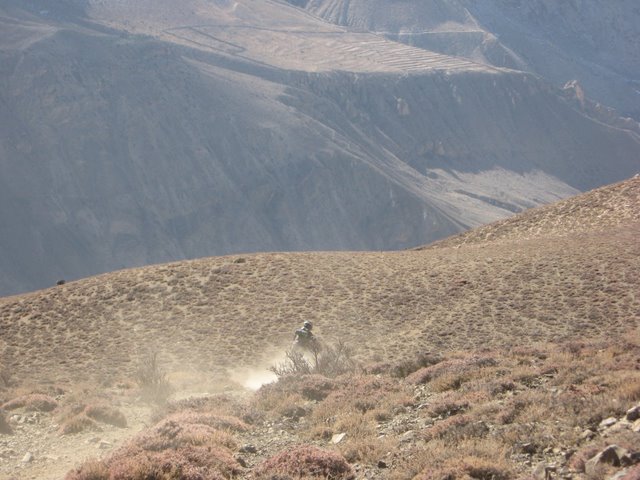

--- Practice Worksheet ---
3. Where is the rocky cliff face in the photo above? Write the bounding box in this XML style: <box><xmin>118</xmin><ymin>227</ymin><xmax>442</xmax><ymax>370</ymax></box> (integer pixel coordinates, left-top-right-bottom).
<box><xmin>0</xmin><ymin>0</ymin><xmax>639</xmax><ymax>295</ymax></box>
<box><xmin>301</xmin><ymin>0</ymin><xmax>640</xmax><ymax>119</ymax></box>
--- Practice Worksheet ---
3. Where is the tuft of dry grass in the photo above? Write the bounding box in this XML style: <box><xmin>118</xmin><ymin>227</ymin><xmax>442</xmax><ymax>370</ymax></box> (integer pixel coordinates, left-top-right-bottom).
<box><xmin>65</xmin><ymin>458</ymin><xmax>110</xmax><ymax>480</ymax></box>
<box><xmin>67</xmin><ymin>445</ymin><xmax>240</xmax><ymax>480</ymax></box>
<box><xmin>255</xmin><ymin>445</ymin><xmax>354</xmax><ymax>479</ymax></box>
<box><xmin>59</xmin><ymin>414</ymin><xmax>100</xmax><ymax>435</ymax></box>
<box><xmin>67</xmin><ymin>398</ymin><xmax>247</xmax><ymax>480</ymax></box>
<box><xmin>396</xmin><ymin>438</ymin><xmax>513</xmax><ymax>480</ymax></box>
<box><xmin>135</xmin><ymin>351</ymin><xmax>173</xmax><ymax>405</ymax></box>
<box><xmin>2</xmin><ymin>393</ymin><xmax>58</xmax><ymax>412</ymax></box>
<box><xmin>84</xmin><ymin>404</ymin><xmax>127</xmax><ymax>428</ymax></box>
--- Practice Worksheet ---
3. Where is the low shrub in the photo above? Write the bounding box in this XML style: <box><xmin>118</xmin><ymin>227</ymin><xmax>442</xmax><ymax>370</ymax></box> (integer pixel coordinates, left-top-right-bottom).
<box><xmin>405</xmin><ymin>355</ymin><xmax>497</xmax><ymax>386</ymax></box>
<box><xmin>270</xmin><ymin>341</ymin><xmax>358</xmax><ymax>379</ymax></box>
<box><xmin>85</xmin><ymin>404</ymin><xmax>127</xmax><ymax>428</ymax></box>
<box><xmin>135</xmin><ymin>352</ymin><xmax>173</xmax><ymax>404</ymax></box>
<box><xmin>423</xmin><ymin>415</ymin><xmax>489</xmax><ymax>443</ymax></box>
<box><xmin>162</xmin><ymin>411</ymin><xmax>248</xmax><ymax>433</ymax></box>
<box><xmin>390</xmin><ymin>352</ymin><xmax>443</xmax><ymax>378</ymax></box>
<box><xmin>255</xmin><ymin>445</ymin><xmax>354</xmax><ymax>479</ymax></box>
<box><xmin>65</xmin><ymin>459</ymin><xmax>110</xmax><ymax>480</ymax></box>
<box><xmin>339</xmin><ymin>436</ymin><xmax>397</xmax><ymax>464</ymax></box>
<box><xmin>67</xmin><ymin>445</ymin><xmax>241</xmax><ymax>480</ymax></box>
<box><xmin>257</xmin><ymin>374</ymin><xmax>337</xmax><ymax>413</ymax></box>
<box><xmin>59</xmin><ymin>414</ymin><xmax>100</xmax><ymax>435</ymax></box>
<box><xmin>151</xmin><ymin>422</ymin><xmax>236</xmax><ymax>451</ymax></box>
<box><xmin>425</xmin><ymin>391</ymin><xmax>489</xmax><ymax>419</ymax></box>
<box><xmin>2</xmin><ymin>393</ymin><xmax>58</xmax><ymax>412</ymax></box>
<box><xmin>401</xmin><ymin>439</ymin><xmax>513</xmax><ymax>480</ymax></box>
<box><xmin>110</xmin><ymin>445</ymin><xmax>241</xmax><ymax>480</ymax></box>
<box><xmin>312</xmin><ymin>375</ymin><xmax>411</xmax><ymax>427</ymax></box>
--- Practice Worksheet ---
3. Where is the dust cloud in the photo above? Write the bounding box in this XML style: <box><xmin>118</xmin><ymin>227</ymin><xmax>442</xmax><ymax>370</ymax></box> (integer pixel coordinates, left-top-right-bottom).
<box><xmin>229</xmin><ymin>352</ymin><xmax>287</xmax><ymax>391</ymax></box>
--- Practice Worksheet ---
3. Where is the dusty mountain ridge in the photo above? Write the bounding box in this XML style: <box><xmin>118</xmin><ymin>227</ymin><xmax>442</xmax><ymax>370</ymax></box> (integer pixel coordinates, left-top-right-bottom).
<box><xmin>1</xmin><ymin>0</ymin><xmax>640</xmax><ymax>296</ymax></box>
<box><xmin>0</xmin><ymin>176</ymin><xmax>638</xmax><ymax>387</ymax></box>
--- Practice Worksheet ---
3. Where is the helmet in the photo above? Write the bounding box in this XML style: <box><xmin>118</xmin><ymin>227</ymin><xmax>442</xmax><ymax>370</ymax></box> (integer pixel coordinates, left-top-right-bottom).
<box><xmin>303</xmin><ymin>321</ymin><xmax>313</xmax><ymax>331</ymax></box>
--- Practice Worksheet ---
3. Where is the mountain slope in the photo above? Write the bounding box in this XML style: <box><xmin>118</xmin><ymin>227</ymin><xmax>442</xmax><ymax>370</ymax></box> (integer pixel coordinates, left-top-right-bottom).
<box><xmin>1</xmin><ymin>0</ymin><xmax>639</xmax><ymax>296</ymax></box>
<box><xmin>1</xmin><ymin>177</ymin><xmax>638</xmax><ymax>388</ymax></box>
<box><xmin>300</xmin><ymin>0</ymin><xmax>640</xmax><ymax>119</ymax></box>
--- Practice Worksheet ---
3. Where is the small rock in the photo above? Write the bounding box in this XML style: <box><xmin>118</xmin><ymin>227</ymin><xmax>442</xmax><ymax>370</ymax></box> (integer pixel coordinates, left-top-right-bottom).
<box><xmin>331</xmin><ymin>433</ymin><xmax>347</xmax><ymax>444</ymax></box>
<box><xmin>234</xmin><ymin>455</ymin><xmax>248</xmax><ymax>468</ymax></box>
<box><xmin>400</xmin><ymin>430</ymin><xmax>416</xmax><ymax>443</ymax></box>
<box><xmin>626</xmin><ymin>406</ymin><xmax>640</xmax><ymax>422</ymax></box>
<box><xmin>633</xmin><ymin>419</ymin><xmax>640</xmax><ymax>433</ymax></box>
<box><xmin>98</xmin><ymin>440</ymin><xmax>112</xmax><ymax>450</ymax></box>
<box><xmin>519</xmin><ymin>443</ymin><xmax>537</xmax><ymax>455</ymax></box>
<box><xmin>22</xmin><ymin>452</ymin><xmax>33</xmax><ymax>463</ymax></box>
<box><xmin>86</xmin><ymin>437</ymin><xmax>100</xmax><ymax>444</ymax></box>
<box><xmin>581</xmin><ymin>429</ymin><xmax>596</xmax><ymax>441</ymax></box>
<box><xmin>585</xmin><ymin>445</ymin><xmax>629</xmax><ymax>477</ymax></box>
<box><xmin>533</xmin><ymin>462</ymin><xmax>556</xmax><ymax>480</ymax></box>
<box><xmin>600</xmin><ymin>417</ymin><xmax>618</xmax><ymax>430</ymax></box>
<box><xmin>377</xmin><ymin>460</ymin><xmax>388</xmax><ymax>469</ymax></box>
<box><xmin>239</xmin><ymin>444</ymin><xmax>257</xmax><ymax>454</ymax></box>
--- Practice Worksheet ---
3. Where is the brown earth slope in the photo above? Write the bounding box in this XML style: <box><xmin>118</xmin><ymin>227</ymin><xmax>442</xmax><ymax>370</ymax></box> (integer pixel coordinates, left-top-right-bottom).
<box><xmin>0</xmin><ymin>177</ymin><xmax>638</xmax><ymax>390</ymax></box>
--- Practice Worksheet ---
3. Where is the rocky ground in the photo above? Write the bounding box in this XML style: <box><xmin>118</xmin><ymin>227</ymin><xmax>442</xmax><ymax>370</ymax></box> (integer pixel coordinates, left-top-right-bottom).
<box><xmin>4</xmin><ymin>338</ymin><xmax>639</xmax><ymax>480</ymax></box>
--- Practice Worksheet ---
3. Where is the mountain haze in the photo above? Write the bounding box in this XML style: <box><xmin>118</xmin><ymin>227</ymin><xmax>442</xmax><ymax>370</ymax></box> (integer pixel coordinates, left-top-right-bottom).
<box><xmin>1</xmin><ymin>0</ymin><xmax>639</xmax><ymax>296</ymax></box>
<box><xmin>300</xmin><ymin>0</ymin><xmax>640</xmax><ymax>119</ymax></box>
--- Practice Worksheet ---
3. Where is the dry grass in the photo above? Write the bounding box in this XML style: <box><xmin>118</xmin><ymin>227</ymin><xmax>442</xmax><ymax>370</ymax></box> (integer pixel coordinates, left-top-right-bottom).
<box><xmin>1</xmin><ymin>179</ymin><xmax>638</xmax><ymax>388</ymax></box>
<box><xmin>84</xmin><ymin>404</ymin><xmax>128</xmax><ymax>428</ymax></box>
<box><xmin>58</xmin><ymin>334</ymin><xmax>640</xmax><ymax>479</ymax></box>
<box><xmin>2</xmin><ymin>393</ymin><xmax>58</xmax><ymax>412</ymax></box>
<box><xmin>254</xmin><ymin>445</ymin><xmax>354</xmax><ymax>479</ymax></box>
<box><xmin>59</xmin><ymin>414</ymin><xmax>100</xmax><ymax>435</ymax></box>
<box><xmin>3</xmin><ymin>177</ymin><xmax>640</xmax><ymax>479</ymax></box>
<box><xmin>67</xmin><ymin>400</ymin><xmax>247</xmax><ymax>480</ymax></box>
<box><xmin>395</xmin><ymin>438</ymin><xmax>514</xmax><ymax>480</ymax></box>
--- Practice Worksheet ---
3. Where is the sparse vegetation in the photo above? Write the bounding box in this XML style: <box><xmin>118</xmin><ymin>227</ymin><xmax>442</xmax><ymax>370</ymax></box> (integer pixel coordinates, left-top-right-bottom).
<box><xmin>2</xmin><ymin>393</ymin><xmax>58</xmax><ymax>412</ymax></box>
<box><xmin>269</xmin><ymin>340</ymin><xmax>358</xmax><ymax>380</ymax></box>
<box><xmin>135</xmin><ymin>352</ymin><xmax>173</xmax><ymax>404</ymax></box>
<box><xmin>66</xmin><ymin>399</ymin><xmax>247</xmax><ymax>480</ymax></box>
<box><xmin>85</xmin><ymin>404</ymin><xmax>128</xmax><ymax>428</ymax></box>
<box><xmin>59</xmin><ymin>414</ymin><xmax>100</xmax><ymax>435</ymax></box>
<box><xmin>255</xmin><ymin>445</ymin><xmax>354</xmax><ymax>479</ymax></box>
<box><xmin>1</xmin><ymin>178</ymin><xmax>639</xmax><ymax>479</ymax></box>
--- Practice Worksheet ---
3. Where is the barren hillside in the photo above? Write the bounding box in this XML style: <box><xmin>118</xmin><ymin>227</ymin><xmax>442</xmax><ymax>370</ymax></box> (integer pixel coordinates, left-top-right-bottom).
<box><xmin>1</xmin><ymin>177</ymin><xmax>639</xmax><ymax>480</ymax></box>
<box><xmin>1</xmin><ymin>177</ymin><xmax>638</xmax><ymax>389</ymax></box>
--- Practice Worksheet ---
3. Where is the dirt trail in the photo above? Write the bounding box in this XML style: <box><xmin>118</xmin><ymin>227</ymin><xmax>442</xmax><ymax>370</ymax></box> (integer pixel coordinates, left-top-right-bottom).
<box><xmin>1</xmin><ymin>395</ymin><xmax>152</xmax><ymax>480</ymax></box>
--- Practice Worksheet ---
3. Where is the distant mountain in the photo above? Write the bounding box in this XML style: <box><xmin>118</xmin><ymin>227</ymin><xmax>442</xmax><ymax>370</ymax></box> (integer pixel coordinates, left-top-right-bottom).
<box><xmin>299</xmin><ymin>0</ymin><xmax>640</xmax><ymax>120</ymax></box>
<box><xmin>0</xmin><ymin>0</ymin><xmax>639</xmax><ymax>296</ymax></box>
